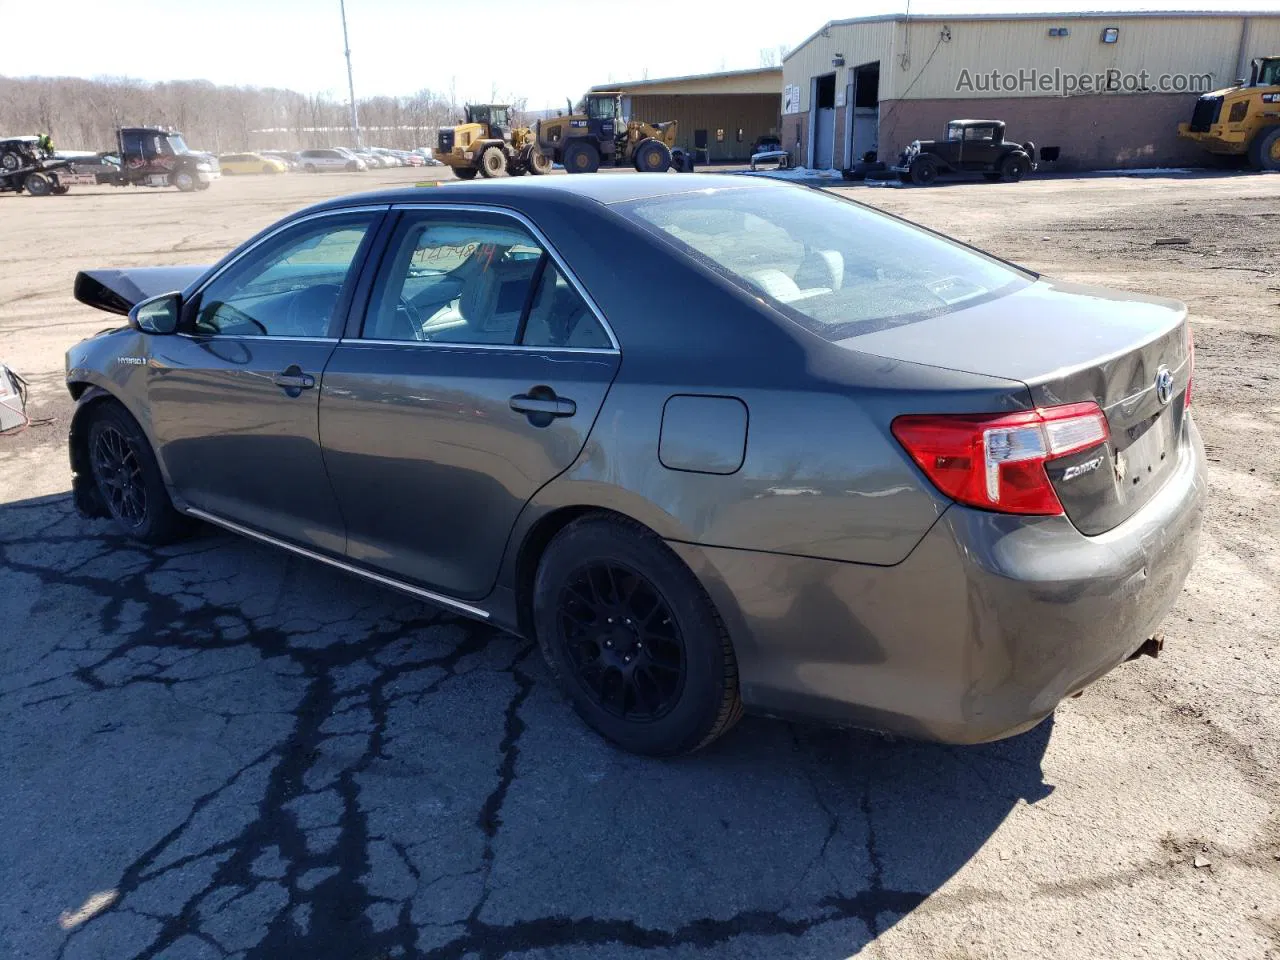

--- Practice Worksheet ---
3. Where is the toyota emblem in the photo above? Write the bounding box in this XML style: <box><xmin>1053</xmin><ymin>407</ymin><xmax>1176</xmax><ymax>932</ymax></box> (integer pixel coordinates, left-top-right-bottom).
<box><xmin>1155</xmin><ymin>366</ymin><xmax>1174</xmax><ymax>406</ymax></box>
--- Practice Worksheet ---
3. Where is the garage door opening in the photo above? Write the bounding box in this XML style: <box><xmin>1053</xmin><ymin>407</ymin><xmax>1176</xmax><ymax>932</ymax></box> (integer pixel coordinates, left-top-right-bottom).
<box><xmin>848</xmin><ymin>61</ymin><xmax>880</xmax><ymax>167</ymax></box>
<box><xmin>810</xmin><ymin>73</ymin><xmax>836</xmax><ymax>169</ymax></box>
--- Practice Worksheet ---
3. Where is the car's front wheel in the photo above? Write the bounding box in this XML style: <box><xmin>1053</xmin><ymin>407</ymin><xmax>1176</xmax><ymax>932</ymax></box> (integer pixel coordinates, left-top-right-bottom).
<box><xmin>534</xmin><ymin>515</ymin><xmax>743</xmax><ymax>756</ymax></box>
<box><xmin>86</xmin><ymin>402</ymin><xmax>190</xmax><ymax>544</ymax></box>
<box><xmin>1000</xmin><ymin>153</ymin><xmax>1030</xmax><ymax>182</ymax></box>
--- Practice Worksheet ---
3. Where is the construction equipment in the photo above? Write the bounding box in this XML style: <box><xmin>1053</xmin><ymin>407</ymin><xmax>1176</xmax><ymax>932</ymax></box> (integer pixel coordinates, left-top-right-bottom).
<box><xmin>535</xmin><ymin>92</ymin><xmax>693</xmax><ymax>174</ymax></box>
<box><xmin>436</xmin><ymin>105</ymin><xmax>549</xmax><ymax>180</ymax></box>
<box><xmin>1177</xmin><ymin>56</ymin><xmax>1280</xmax><ymax>170</ymax></box>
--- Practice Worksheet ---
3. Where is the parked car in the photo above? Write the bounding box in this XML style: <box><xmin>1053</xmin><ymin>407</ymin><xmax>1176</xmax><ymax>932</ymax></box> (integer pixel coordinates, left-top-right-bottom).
<box><xmin>894</xmin><ymin>119</ymin><xmax>1037</xmax><ymax>185</ymax></box>
<box><xmin>218</xmin><ymin>152</ymin><xmax>289</xmax><ymax>175</ymax></box>
<box><xmin>298</xmin><ymin>148</ymin><xmax>366</xmax><ymax>172</ymax></box>
<box><xmin>354</xmin><ymin>149</ymin><xmax>389</xmax><ymax>169</ymax></box>
<box><xmin>261</xmin><ymin>150</ymin><xmax>301</xmax><ymax>171</ymax></box>
<box><xmin>394</xmin><ymin>150</ymin><xmax>425</xmax><ymax>167</ymax></box>
<box><xmin>372</xmin><ymin>148</ymin><xmax>405</xmax><ymax>167</ymax></box>
<box><xmin>66</xmin><ymin>175</ymin><xmax>1203</xmax><ymax>757</ymax></box>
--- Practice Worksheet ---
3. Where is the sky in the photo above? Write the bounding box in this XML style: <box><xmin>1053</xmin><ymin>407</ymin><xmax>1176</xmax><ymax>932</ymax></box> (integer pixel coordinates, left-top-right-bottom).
<box><xmin>2</xmin><ymin>0</ymin><xmax>1277</xmax><ymax>107</ymax></box>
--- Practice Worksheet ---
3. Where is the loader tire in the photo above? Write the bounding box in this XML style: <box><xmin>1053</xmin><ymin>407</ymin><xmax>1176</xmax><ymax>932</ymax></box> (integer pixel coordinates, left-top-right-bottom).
<box><xmin>1248</xmin><ymin>126</ymin><xmax>1280</xmax><ymax>172</ymax></box>
<box><xmin>526</xmin><ymin>147</ymin><xmax>552</xmax><ymax>175</ymax></box>
<box><xmin>479</xmin><ymin>146</ymin><xmax>506</xmax><ymax>178</ymax></box>
<box><xmin>635</xmin><ymin>139</ymin><xmax>671</xmax><ymax>173</ymax></box>
<box><xmin>453</xmin><ymin>166</ymin><xmax>478</xmax><ymax>180</ymax></box>
<box><xmin>563</xmin><ymin>141</ymin><xmax>600</xmax><ymax>174</ymax></box>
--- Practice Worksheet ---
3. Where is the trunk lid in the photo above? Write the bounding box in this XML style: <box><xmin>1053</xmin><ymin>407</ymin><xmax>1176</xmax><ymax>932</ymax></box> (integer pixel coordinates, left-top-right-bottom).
<box><xmin>841</xmin><ymin>278</ymin><xmax>1192</xmax><ymax>535</ymax></box>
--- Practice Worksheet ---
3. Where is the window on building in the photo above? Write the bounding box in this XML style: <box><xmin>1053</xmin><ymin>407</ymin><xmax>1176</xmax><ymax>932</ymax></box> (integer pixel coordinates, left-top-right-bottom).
<box><xmin>737</xmin><ymin>128</ymin><xmax>744</xmax><ymax>142</ymax></box>
<box><xmin>716</xmin><ymin>129</ymin><xmax>725</xmax><ymax>142</ymax></box>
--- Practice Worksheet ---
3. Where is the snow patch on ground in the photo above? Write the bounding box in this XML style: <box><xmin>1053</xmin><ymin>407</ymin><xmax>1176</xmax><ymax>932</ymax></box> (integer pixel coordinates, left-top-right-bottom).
<box><xmin>750</xmin><ymin>166</ymin><xmax>844</xmax><ymax>181</ymax></box>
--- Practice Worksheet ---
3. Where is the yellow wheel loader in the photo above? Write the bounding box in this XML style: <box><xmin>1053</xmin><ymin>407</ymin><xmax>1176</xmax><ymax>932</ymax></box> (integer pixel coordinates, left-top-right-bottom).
<box><xmin>535</xmin><ymin>92</ymin><xmax>694</xmax><ymax>174</ymax></box>
<box><xmin>436</xmin><ymin>104</ymin><xmax>551</xmax><ymax>180</ymax></box>
<box><xmin>1178</xmin><ymin>56</ymin><xmax>1280</xmax><ymax>171</ymax></box>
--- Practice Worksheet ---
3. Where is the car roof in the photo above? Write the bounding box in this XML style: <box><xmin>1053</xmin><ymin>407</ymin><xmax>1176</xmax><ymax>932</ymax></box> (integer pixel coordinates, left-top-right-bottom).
<box><xmin>950</xmin><ymin>119</ymin><xmax>1003</xmax><ymax>126</ymax></box>
<box><xmin>305</xmin><ymin>173</ymin><xmax>785</xmax><ymax>215</ymax></box>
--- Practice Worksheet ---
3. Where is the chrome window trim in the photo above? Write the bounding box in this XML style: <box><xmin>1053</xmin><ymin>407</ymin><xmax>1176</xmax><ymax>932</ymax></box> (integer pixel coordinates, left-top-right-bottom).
<box><xmin>176</xmin><ymin>333</ymin><xmax>340</xmax><ymax>344</ymax></box>
<box><xmin>385</xmin><ymin>201</ymin><xmax>621</xmax><ymax>352</ymax></box>
<box><xmin>186</xmin><ymin>507</ymin><xmax>492</xmax><ymax>620</ymax></box>
<box><xmin>188</xmin><ymin>204</ymin><xmax>391</xmax><ymax>304</ymax></box>
<box><xmin>349</xmin><ymin>338</ymin><xmax>617</xmax><ymax>355</ymax></box>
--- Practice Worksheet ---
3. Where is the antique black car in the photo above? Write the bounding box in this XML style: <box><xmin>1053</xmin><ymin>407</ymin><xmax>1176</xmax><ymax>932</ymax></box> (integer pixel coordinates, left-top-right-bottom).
<box><xmin>893</xmin><ymin>120</ymin><xmax>1036</xmax><ymax>185</ymax></box>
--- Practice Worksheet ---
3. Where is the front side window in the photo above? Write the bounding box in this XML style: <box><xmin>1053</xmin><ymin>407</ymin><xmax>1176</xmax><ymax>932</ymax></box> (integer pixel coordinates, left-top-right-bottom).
<box><xmin>192</xmin><ymin>212</ymin><xmax>376</xmax><ymax>337</ymax></box>
<box><xmin>364</xmin><ymin>211</ymin><xmax>609</xmax><ymax>349</ymax></box>
<box><xmin>618</xmin><ymin>185</ymin><xmax>1029</xmax><ymax>340</ymax></box>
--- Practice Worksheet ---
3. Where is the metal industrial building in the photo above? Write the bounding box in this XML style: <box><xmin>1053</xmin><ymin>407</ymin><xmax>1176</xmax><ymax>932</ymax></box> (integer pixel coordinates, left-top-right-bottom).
<box><xmin>589</xmin><ymin>68</ymin><xmax>782</xmax><ymax>163</ymax></box>
<box><xmin>783</xmin><ymin>11</ymin><xmax>1280</xmax><ymax>170</ymax></box>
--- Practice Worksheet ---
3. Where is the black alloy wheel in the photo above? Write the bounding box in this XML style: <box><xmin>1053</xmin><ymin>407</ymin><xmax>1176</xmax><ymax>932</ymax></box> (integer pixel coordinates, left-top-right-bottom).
<box><xmin>90</xmin><ymin>422</ymin><xmax>148</xmax><ymax>529</ymax></box>
<box><xmin>557</xmin><ymin>561</ymin><xmax>686</xmax><ymax>722</ymax></box>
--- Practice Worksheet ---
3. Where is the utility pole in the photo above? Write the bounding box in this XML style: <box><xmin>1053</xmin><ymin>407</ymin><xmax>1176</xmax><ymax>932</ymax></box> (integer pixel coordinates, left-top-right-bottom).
<box><xmin>339</xmin><ymin>0</ymin><xmax>362</xmax><ymax>148</ymax></box>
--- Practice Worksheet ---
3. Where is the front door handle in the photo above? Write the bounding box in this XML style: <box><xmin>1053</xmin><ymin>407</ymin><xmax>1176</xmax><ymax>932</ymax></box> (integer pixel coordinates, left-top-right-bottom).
<box><xmin>510</xmin><ymin>388</ymin><xmax>576</xmax><ymax>425</ymax></box>
<box><xmin>273</xmin><ymin>365</ymin><xmax>315</xmax><ymax>396</ymax></box>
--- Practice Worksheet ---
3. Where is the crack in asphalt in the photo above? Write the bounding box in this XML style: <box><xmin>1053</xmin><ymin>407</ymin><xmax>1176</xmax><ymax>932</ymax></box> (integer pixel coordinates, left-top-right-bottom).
<box><xmin>0</xmin><ymin>497</ymin><xmax>1065</xmax><ymax>959</ymax></box>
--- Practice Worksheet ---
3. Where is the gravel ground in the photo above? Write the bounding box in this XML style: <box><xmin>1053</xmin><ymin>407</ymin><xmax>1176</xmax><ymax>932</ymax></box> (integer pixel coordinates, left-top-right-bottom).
<box><xmin>1</xmin><ymin>167</ymin><xmax>1277</xmax><ymax>960</ymax></box>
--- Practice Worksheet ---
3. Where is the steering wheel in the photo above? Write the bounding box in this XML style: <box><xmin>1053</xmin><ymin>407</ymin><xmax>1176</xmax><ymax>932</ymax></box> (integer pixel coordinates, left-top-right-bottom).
<box><xmin>285</xmin><ymin>283</ymin><xmax>342</xmax><ymax>335</ymax></box>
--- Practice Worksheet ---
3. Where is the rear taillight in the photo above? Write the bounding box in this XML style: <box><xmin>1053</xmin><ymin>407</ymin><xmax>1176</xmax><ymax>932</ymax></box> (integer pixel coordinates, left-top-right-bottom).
<box><xmin>892</xmin><ymin>402</ymin><xmax>1110</xmax><ymax>515</ymax></box>
<box><xmin>1185</xmin><ymin>326</ymin><xmax>1194</xmax><ymax>410</ymax></box>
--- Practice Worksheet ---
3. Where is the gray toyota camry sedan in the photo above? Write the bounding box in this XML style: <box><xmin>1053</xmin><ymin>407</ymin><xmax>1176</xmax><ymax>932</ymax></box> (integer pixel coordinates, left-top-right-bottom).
<box><xmin>66</xmin><ymin>175</ymin><xmax>1205</xmax><ymax>756</ymax></box>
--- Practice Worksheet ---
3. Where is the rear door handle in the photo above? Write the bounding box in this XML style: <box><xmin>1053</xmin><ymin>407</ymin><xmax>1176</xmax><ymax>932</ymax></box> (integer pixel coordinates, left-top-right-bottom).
<box><xmin>510</xmin><ymin>392</ymin><xmax>576</xmax><ymax>418</ymax></box>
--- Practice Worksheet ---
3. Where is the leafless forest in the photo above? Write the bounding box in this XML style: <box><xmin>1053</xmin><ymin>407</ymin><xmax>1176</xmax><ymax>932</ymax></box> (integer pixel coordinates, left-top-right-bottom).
<box><xmin>0</xmin><ymin>75</ymin><xmax>528</xmax><ymax>152</ymax></box>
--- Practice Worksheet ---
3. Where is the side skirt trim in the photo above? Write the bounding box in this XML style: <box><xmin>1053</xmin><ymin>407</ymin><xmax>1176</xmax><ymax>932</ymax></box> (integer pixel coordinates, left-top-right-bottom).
<box><xmin>185</xmin><ymin>507</ymin><xmax>492</xmax><ymax>621</ymax></box>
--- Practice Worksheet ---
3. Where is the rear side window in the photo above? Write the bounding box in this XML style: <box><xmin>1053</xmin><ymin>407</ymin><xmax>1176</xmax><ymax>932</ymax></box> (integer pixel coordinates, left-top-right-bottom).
<box><xmin>617</xmin><ymin>186</ymin><xmax>1029</xmax><ymax>340</ymax></box>
<box><xmin>364</xmin><ymin>210</ymin><xmax>610</xmax><ymax>349</ymax></box>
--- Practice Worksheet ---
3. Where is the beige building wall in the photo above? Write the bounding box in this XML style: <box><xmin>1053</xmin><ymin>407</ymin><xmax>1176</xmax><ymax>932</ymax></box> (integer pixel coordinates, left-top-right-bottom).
<box><xmin>783</xmin><ymin>13</ymin><xmax>1280</xmax><ymax>170</ymax></box>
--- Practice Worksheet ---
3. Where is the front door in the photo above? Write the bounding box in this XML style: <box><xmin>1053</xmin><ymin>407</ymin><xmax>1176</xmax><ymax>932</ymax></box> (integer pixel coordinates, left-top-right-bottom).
<box><xmin>147</xmin><ymin>208</ymin><xmax>384</xmax><ymax>553</ymax></box>
<box><xmin>319</xmin><ymin>206</ymin><xmax>620</xmax><ymax>599</ymax></box>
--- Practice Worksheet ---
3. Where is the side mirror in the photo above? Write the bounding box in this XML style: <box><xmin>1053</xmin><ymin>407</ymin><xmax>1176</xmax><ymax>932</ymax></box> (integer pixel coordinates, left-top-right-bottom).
<box><xmin>129</xmin><ymin>292</ymin><xmax>181</xmax><ymax>335</ymax></box>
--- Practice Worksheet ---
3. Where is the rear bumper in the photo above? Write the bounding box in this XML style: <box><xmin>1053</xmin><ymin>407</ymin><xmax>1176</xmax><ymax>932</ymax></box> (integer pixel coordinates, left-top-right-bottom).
<box><xmin>672</xmin><ymin>419</ymin><xmax>1207</xmax><ymax>743</ymax></box>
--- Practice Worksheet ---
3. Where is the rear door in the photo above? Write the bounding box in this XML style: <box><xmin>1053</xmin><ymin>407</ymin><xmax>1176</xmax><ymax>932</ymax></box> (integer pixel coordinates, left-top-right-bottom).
<box><xmin>319</xmin><ymin>204</ymin><xmax>620</xmax><ymax>599</ymax></box>
<box><xmin>146</xmin><ymin>207</ymin><xmax>385</xmax><ymax>553</ymax></box>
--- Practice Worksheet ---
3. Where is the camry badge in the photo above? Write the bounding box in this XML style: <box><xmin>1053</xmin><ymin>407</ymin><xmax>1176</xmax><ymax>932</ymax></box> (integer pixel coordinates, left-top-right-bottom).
<box><xmin>1155</xmin><ymin>366</ymin><xmax>1174</xmax><ymax>406</ymax></box>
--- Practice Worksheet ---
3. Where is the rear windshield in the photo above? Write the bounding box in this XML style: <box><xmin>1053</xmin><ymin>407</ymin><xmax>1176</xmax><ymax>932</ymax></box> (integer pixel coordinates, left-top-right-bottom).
<box><xmin>616</xmin><ymin>185</ymin><xmax>1030</xmax><ymax>340</ymax></box>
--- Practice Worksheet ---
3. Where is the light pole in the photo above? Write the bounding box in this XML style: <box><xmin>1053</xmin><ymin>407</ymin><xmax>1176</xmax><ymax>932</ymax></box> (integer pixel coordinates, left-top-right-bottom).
<box><xmin>339</xmin><ymin>0</ymin><xmax>362</xmax><ymax>148</ymax></box>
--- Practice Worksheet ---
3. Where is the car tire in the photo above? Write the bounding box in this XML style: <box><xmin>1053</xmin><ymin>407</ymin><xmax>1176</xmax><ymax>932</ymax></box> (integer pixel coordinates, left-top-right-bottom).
<box><xmin>196</xmin><ymin>180</ymin><xmax>211</xmax><ymax>190</ymax></box>
<box><xmin>909</xmin><ymin>156</ymin><xmax>939</xmax><ymax>185</ymax></box>
<box><xmin>171</xmin><ymin>170</ymin><xmax>196</xmax><ymax>192</ymax></box>
<box><xmin>1000</xmin><ymin>154</ymin><xmax>1030</xmax><ymax>182</ymax></box>
<box><xmin>533</xmin><ymin>514</ymin><xmax>743</xmax><ymax>756</ymax></box>
<box><xmin>24</xmin><ymin>172</ymin><xmax>52</xmax><ymax>196</ymax></box>
<box><xmin>1247</xmin><ymin>125</ymin><xmax>1280</xmax><ymax>171</ymax></box>
<box><xmin>0</xmin><ymin>151</ymin><xmax>22</xmax><ymax>171</ymax></box>
<box><xmin>563</xmin><ymin>141</ymin><xmax>600</xmax><ymax>174</ymax></box>
<box><xmin>526</xmin><ymin>147</ymin><xmax>552</xmax><ymax>175</ymax></box>
<box><xmin>263</xmin><ymin>164</ymin><xmax>276</xmax><ymax>174</ymax></box>
<box><xmin>479</xmin><ymin>145</ymin><xmax>506</xmax><ymax>178</ymax></box>
<box><xmin>52</xmin><ymin>183</ymin><xmax>70</xmax><ymax>195</ymax></box>
<box><xmin>453</xmin><ymin>166</ymin><xmax>478</xmax><ymax>180</ymax></box>
<box><xmin>86</xmin><ymin>402</ymin><xmax>190</xmax><ymax>545</ymax></box>
<box><xmin>305</xmin><ymin>163</ymin><xmax>318</xmax><ymax>173</ymax></box>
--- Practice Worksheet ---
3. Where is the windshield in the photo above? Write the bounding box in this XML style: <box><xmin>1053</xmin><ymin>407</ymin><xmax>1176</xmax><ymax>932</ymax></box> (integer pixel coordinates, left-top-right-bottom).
<box><xmin>1258</xmin><ymin>58</ymin><xmax>1280</xmax><ymax>86</ymax></box>
<box><xmin>617</xmin><ymin>186</ymin><xmax>1030</xmax><ymax>340</ymax></box>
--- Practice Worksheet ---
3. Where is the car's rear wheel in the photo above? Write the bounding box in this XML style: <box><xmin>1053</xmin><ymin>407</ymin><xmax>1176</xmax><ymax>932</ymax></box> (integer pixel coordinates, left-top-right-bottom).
<box><xmin>86</xmin><ymin>402</ymin><xmax>190</xmax><ymax>544</ymax></box>
<box><xmin>1000</xmin><ymin>154</ymin><xmax>1030</xmax><ymax>182</ymax></box>
<box><xmin>533</xmin><ymin>515</ymin><xmax>743</xmax><ymax>756</ymax></box>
